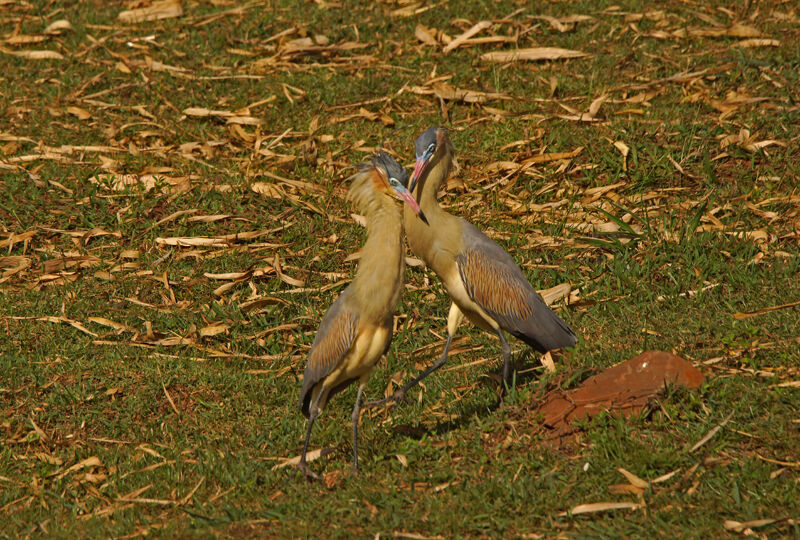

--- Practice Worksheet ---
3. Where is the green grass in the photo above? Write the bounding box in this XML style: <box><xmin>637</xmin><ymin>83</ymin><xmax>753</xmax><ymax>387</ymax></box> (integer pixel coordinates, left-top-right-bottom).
<box><xmin>2</xmin><ymin>0</ymin><xmax>800</xmax><ymax>537</ymax></box>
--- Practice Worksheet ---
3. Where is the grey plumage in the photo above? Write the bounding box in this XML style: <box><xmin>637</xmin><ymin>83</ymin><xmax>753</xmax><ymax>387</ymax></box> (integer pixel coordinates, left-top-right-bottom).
<box><xmin>299</xmin><ymin>292</ymin><xmax>359</xmax><ymax>417</ymax></box>
<box><xmin>370</xmin><ymin>151</ymin><xmax>409</xmax><ymax>185</ymax></box>
<box><xmin>414</xmin><ymin>127</ymin><xmax>439</xmax><ymax>157</ymax></box>
<box><xmin>455</xmin><ymin>219</ymin><xmax>577</xmax><ymax>353</ymax></box>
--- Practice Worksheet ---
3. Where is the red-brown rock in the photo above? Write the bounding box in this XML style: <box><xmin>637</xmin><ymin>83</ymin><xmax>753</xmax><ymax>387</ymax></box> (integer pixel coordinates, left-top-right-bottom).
<box><xmin>537</xmin><ymin>350</ymin><xmax>705</xmax><ymax>443</ymax></box>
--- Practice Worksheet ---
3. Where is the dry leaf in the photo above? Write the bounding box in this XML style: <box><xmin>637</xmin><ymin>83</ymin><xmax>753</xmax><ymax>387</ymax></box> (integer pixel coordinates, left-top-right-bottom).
<box><xmin>44</xmin><ymin>20</ymin><xmax>72</xmax><ymax>35</ymax></box>
<box><xmin>726</xmin><ymin>23</ymin><xmax>761</xmax><ymax>38</ymax></box>
<box><xmin>736</xmin><ymin>38</ymin><xmax>780</xmax><ymax>48</ymax></box>
<box><xmin>88</xmin><ymin>317</ymin><xmax>136</xmax><ymax>333</ymax></box>
<box><xmin>199</xmin><ymin>323</ymin><xmax>230</xmax><ymax>337</ymax></box>
<box><xmin>183</xmin><ymin>108</ymin><xmax>235</xmax><ymax>118</ymax></box>
<box><xmin>689</xmin><ymin>411</ymin><xmax>734</xmax><ymax>452</ymax></box>
<box><xmin>90</xmin><ymin>173</ymin><xmax>189</xmax><ymax>193</ymax></box>
<box><xmin>415</xmin><ymin>24</ymin><xmax>438</xmax><ymax>46</ymax></box>
<box><xmin>481</xmin><ymin>47</ymin><xmax>587</xmax><ymax>63</ymax></box>
<box><xmin>538</xmin><ymin>283</ymin><xmax>571</xmax><ymax>306</ymax></box>
<box><xmin>118</xmin><ymin>0</ymin><xmax>183</xmax><ymax>24</ymax></box>
<box><xmin>587</xmin><ymin>95</ymin><xmax>608</xmax><ymax>118</ymax></box>
<box><xmin>5</xmin><ymin>50</ymin><xmax>64</xmax><ymax>60</ymax></box>
<box><xmin>0</xmin><ymin>256</ymin><xmax>31</xmax><ymax>280</ymax></box>
<box><xmin>563</xmin><ymin>502</ymin><xmax>640</xmax><ymax>516</ymax></box>
<box><xmin>5</xmin><ymin>35</ymin><xmax>47</xmax><ymax>46</ymax></box>
<box><xmin>442</xmin><ymin>21</ymin><xmax>492</xmax><ymax>54</ymax></box>
<box><xmin>732</xmin><ymin>300</ymin><xmax>800</xmax><ymax>320</ymax></box>
<box><xmin>532</xmin><ymin>14</ymin><xmax>593</xmax><ymax>32</ymax></box>
<box><xmin>723</xmin><ymin>519</ymin><xmax>776</xmax><ymax>533</ymax></box>
<box><xmin>271</xmin><ymin>447</ymin><xmax>331</xmax><ymax>470</ymax></box>
<box><xmin>324</xmin><ymin>470</ymin><xmax>342</xmax><ymax>489</ymax></box>
<box><xmin>66</xmin><ymin>106</ymin><xmax>92</xmax><ymax>120</ymax></box>
<box><xmin>616</xmin><ymin>467</ymin><xmax>649</xmax><ymax>488</ymax></box>
<box><xmin>613</xmin><ymin>140</ymin><xmax>630</xmax><ymax>171</ymax></box>
<box><xmin>540</xmin><ymin>351</ymin><xmax>556</xmax><ymax>373</ymax></box>
<box><xmin>55</xmin><ymin>456</ymin><xmax>103</xmax><ymax>480</ymax></box>
<box><xmin>431</xmin><ymin>82</ymin><xmax>512</xmax><ymax>104</ymax></box>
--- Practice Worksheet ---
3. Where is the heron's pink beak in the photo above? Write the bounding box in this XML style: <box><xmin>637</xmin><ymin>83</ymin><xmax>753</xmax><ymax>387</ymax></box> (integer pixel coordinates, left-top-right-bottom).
<box><xmin>409</xmin><ymin>156</ymin><xmax>430</xmax><ymax>194</ymax></box>
<box><xmin>395</xmin><ymin>184</ymin><xmax>428</xmax><ymax>225</ymax></box>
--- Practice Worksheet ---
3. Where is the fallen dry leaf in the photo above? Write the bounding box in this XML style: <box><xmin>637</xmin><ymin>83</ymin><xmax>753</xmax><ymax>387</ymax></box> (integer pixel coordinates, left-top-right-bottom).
<box><xmin>66</xmin><ymin>106</ymin><xmax>92</xmax><ymax>120</ymax></box>
<box><xmin>431</xmin><ymin>82</ymin><xmax>512</xmax><ymax>104</ymax></box>
<box><xmin>271</xmin><ymin>447</ymin><xmax>332</xmax><ymax>470</ymax></box>
<box><xmin>4</xmin><ymin>49</ymin><xmax>64</xmax><ymax>60</ymax></box>
<box><xmin>689</xmin><ymin>411</ymin><xmax>734</xmax><ymax>453</ymax></box>
<box><xmin>538</xmin><ymin>283</ymin><xmax>571</xmax><ymax>306</ymax></box>
<box><xmin>199</xmin><ymin>323</ymin><xmax>230</xmax><ymax>337</ymax></box>
<box><xmin>118</xmin><ymin>0</ymin><xmax>183</xmax><ymax>24</ymax></box>
<box><xmin>736</xmin><ymin>38</ymin><xmax>780</xmax><ymax>48</ymax></box>
<box><xmin>616</xmin><ymin>467</ymin><xmax>649</xmax><ymax>489</ymax></box>
<box><xmin>562</xmin><ymin>501</ymin><xmax>641</xmax><ymax>516</ymax></box>
<box><xmin>415</xmin><ymin>24</ymin><xmax>438</xmax><ymax>46</ymax></box>
<box><xmin>723</xmin><ymin>519</ymin><xmax>777</xmax><ymax>533</ymax></box>
<box><xmin>481</xmin><ymin>47</ymin><xmax>587</xmax><ymax>63</ymax></box>
<box><xmin>733</xmin><ymin>300</ymin><xmax>800</xmax><ymax>320</ymax></box>
<box><xmin>443</xmin><ymin>21</ymin><xmax>492</xmax><ymax>54</ymax></box>
<box><xmin>613</xmin><ymin>140</ymin><xmax>630</xmax><ymax>171</ymax></box>
<box><xmin>43</xmin><ymin>20</ymin><xmax>72</xmax><ymax>35</ymax></box>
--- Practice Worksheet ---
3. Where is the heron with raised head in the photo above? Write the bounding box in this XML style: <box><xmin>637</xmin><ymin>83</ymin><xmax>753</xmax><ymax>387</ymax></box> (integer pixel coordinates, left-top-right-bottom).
<box><xmin>297</xmin><ymin>151</ymin><xmax>427</xmax><ymax>478</ymax></box>
<box><xmin>372</xmin><ymin>127</ymin><xmax>577</xmax><ymax>406</ymax></box>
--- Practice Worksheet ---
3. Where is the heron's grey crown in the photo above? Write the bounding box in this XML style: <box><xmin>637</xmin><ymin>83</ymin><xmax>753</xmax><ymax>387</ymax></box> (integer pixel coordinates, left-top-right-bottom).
<box><xmin>414</xmin><ymin>127</ymin><xmax>441</xmax><ymax>157</ymax></box>
<box><xmin>369</xmin><ymin>151</ymin><xmax>409</xmax><ymax>186</ymax></box>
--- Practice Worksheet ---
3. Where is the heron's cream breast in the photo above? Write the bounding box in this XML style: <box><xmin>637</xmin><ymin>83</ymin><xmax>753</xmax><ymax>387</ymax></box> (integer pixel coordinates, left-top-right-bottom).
<box><xmin>442</xmin><ymin>265</ymin><xmax>498</xmax><ymax>332</ymax></box>
<box><xmin>341</xmin><ymin>325</ymin><xmax>390</xmax><ymax>379</ymax></box>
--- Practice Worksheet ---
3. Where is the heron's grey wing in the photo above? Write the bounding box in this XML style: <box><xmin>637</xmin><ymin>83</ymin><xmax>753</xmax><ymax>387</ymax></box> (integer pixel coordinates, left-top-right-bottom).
<box><xmin>299</xmin><ymin>291</ymin><xmax>359</xmax><ymax>417</ymax></box>
<box><xmin>456</xmin><ymin>220</ymin><xmax>577</xmax><ymax>353</ymax></box>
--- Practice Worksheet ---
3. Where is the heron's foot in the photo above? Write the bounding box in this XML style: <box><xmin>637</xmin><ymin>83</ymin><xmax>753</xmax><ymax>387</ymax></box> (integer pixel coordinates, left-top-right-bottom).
<box><xmin>364</xmin><ymin>388</ymin><xmax>408</xmax><ymax>410</ymax></box>
<box><xmin>295</xmin><ymin>461</ymin><xmax>319</xmax><ymax>481</ymax></box>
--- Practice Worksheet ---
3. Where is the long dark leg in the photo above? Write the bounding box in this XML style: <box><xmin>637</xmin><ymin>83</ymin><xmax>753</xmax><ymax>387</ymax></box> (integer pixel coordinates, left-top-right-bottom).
<box><xmin>496</xmin><ymin>329</ymin><xmax>512</xmax><ymax>384</ymax></box>
<box><xmin>351</xmin><ymin>383</ymin><xmax>365</xmax><ymax>473</ymax></box>
<box><xmin>297</xmin><ymin>392</ymin><xmax>322</xmax><ymax>479</ymax></box>
<box><xmin>365</xmin><ymin>332</ymin><xmax>454</xmax><ymax>409</ymax></box>
<box><xmin>366</xmin><ymin>303</ymin><xmax>463</xmax><ymax>410</ymax></box>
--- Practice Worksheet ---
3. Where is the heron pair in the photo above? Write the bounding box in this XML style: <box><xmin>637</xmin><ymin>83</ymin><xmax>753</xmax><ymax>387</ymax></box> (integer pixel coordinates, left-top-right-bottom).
<box><xmin>296</xmin><ymin>127</ymin><xmax>577</xmax><ymax>478</ymax></box>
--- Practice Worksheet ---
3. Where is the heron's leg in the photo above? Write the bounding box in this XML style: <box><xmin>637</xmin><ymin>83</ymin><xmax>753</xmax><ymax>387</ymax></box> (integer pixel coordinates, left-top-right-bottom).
<box><xmin>297</xmin><ymin>391</ymin><xmax>323</xmax><ymax>480</ymax></box>
<box><xmin>496</xmin><ymin>328</ymin><xmax>512</xmax><ymax>384</ymax></box>
<box><xmin>366</xmin><ymin>303</ymin><xmax>462</xmax><ymax>409</ymax></box>
<box><xmin>351</xmin><ymin>383</ymin><xmax>366</xmax><ymax>473</ymax></box>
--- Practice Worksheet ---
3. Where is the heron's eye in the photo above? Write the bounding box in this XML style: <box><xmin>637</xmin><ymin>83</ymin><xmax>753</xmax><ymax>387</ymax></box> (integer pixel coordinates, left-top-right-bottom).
<box><xmin>426</xmin><ymin>143</ymin><xmax>436</xmax><ymax>155</ymax></box>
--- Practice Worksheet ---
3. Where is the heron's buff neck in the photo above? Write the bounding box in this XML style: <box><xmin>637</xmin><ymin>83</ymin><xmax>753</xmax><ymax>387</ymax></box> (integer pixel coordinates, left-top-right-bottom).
<box><xmin>417</xmin><ymin>148</ymin><xmax>453</xmax><ymax>212</ymax></box>
<box><xmin>404</xmin><ymin>148</ymin><xmax>461</xmax><ymax>266</ymax></box>
<box><xmin>349</xmin><ymin>186</ymin><xmax>405</xmax><ymax>323</ymax></box>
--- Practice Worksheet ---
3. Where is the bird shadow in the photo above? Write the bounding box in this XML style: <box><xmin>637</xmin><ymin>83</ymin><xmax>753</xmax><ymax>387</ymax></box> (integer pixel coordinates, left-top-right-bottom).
<box><xmin>385</xmin><ymin>349</ymin><xmax>551</xmax><ymax>440</ymax></box>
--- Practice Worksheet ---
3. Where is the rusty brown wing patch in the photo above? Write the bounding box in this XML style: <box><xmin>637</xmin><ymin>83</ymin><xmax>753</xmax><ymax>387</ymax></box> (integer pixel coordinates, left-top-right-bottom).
<box><xmin>299</xmin><ymin>294</ymin><xmax>358</xmax><ymax>416</ymax></box>
<box><xmin>455</xmin><ymin>220</ymin><xmax>577</xmax><ymax>352</ymax></box>
<box><xmin>457</xmin><ymin>247</ymin><xmax>534</xmax><ymax>322</ymax></box>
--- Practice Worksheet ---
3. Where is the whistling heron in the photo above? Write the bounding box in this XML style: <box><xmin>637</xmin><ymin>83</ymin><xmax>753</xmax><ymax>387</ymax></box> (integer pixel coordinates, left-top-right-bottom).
<box><xmin>374</xmin><ymin>127</ymin><xmax>577</xmax><ymax>405</ymax></box>
<box><xmin>297</xmin><ymin>151</ymin><xmax>427</xmax><ymax>477</ymax></box>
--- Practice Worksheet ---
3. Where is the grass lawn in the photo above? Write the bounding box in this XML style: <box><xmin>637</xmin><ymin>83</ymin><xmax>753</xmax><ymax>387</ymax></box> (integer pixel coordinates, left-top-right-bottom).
<box><xmin>2</xmin><ymin>0</ymin><xmax>799</xmax><ymax>537</ymax></box>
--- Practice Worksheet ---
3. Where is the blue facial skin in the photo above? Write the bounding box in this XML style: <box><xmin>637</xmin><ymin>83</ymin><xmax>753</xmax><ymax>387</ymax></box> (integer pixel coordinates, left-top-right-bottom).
<box><xmin>410</xmin><ymin>127</ymin><xmax>440</xmax><ymax>193</ymax></box>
